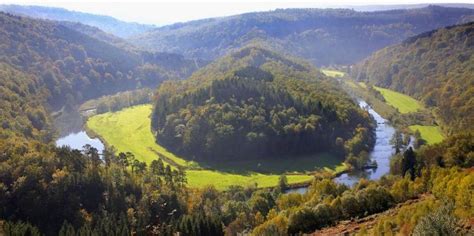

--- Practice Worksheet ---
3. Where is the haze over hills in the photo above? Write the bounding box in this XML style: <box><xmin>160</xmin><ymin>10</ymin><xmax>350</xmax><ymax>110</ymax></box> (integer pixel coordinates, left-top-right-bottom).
<box><xmin>132</xmin><ymin>6</ymin><xmax>474</xmax><ymax>66</ymax></box>
<box><xmin>0</xmin><ymin>4</ymin><xmax>155</xmax><ymax>38</ymax></box>
<box><xmin>353</xmin><ymin>22</ymin><xmax>474</xmax><ymax>133</ymax></box>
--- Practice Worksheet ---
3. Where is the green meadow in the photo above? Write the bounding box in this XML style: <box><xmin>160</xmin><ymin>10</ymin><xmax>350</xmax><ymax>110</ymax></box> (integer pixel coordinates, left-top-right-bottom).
<box><xmin>373</xmin><ymin>86</ymin><xmax>422</xmax><ymax>113</ymax></box>
<box><xmin>321</xmin><ymin>69</ymin><xmax>345</xmax><ymax>78</ymax></box>
<box><xmin>87</xmin><ymin>105</ymin><xmax>347</xmax><ymax>190</ymax></box>
<box><xmin>409</xmin><ymin>125</ymin><xmax>444</xmax><ymax>144</ymax></box>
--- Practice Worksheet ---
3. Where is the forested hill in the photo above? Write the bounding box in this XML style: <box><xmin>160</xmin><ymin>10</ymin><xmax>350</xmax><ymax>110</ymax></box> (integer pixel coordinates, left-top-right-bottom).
<box><xmin>152</xmin><ymin>46</ymin><xmax>374</xmax><ymax>161</ymax></box>
<box><xmin>352</xmin><ymin>22</ymin><xmax>474</xmax><ymax>133</ymax></box>
<box><xmin>0</xmin><ymin>4</ymin><xmax>154</xmax><ymax>38</ymax></box>
<box><xmin>0</xmin><ymin>12</ymin><xmax>201</xmax><ymax>110</ymax></box>
<box><xmin>132</xmin><ymin>6</ymin><xmax>474</xmax><ymax>66</ymax></box>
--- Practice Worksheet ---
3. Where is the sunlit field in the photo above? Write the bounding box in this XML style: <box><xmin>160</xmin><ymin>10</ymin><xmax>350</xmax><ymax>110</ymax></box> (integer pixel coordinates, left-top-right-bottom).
<box><xmin>86</xmin><ymin>105</ymin><xmax>347</xmax><ymax>189</ymax></box>
<box><xmin>321</xmin><ymin>69</ymin><xmax>345</xmax><ymax>78</ymax></box>
<box><xmin>409</xmin><ymin>125</ymin><xmax>444</xmax><ymax>144</ymax></box>
<box><xmin>373</xmin><ymin>86</ymin><xmax>423</xmax><ymax>113</ymax></box>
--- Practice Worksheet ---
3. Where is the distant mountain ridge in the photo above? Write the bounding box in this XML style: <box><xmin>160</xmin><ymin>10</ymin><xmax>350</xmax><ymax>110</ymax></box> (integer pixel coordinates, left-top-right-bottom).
<box><xmin>0</xmin><ymin>4</ymin><xmax>155</xmax><ymax>38</ymax></box>
<box><xmin>132</xmin><ymin>6</ymin><xmax>474</xmax><ymax>66</ymax></box>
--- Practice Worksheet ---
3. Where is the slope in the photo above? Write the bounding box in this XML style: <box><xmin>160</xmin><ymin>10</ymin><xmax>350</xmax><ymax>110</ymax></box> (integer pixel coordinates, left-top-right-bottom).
<box><xmin>0</xmin><ymin>12</ymin><xmax>199</xmax><ymax>110</ymax></box>
<box><xmin>352</xmin><ymin>22</ymin><xmax>474</xmax><ymax>133</ymax></box>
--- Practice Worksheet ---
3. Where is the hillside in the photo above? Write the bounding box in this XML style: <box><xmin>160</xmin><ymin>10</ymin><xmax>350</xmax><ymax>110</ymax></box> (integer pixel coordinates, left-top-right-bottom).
<box><xmin>0</xmin><ymin>12</ymin><xmax>201</xmax><ymax>110</ymax></box>
<box><xmin>352</xmin><ymin>22</ymin><xmax>474</xmax><ymax>133</ymax></box>
<box><xmin>0</xmin><ymin>4</ymin><xmax>154</xmax><ymax>38</ymax></box>
<box><xmin>151</xmin><ymin>46</ymin><xmax>374</xmax><ymax>161</ymax></box>
<box><xmin>0</xmin><ymin>63</ymin><xmax>52</xmax><ymax>141</ymax></box>
<box><xmin>132</xmin><ymin>6</ymin><xmax>474</xmax><ymax>65</ymax></box>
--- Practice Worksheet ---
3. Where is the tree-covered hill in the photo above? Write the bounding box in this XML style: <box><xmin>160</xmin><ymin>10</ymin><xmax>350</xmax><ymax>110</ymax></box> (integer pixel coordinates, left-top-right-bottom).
<box><xmin>152</xmin><ymin>46</ymin><xmax>374</xmax><ymax>161</ymax></box>
<box><xmin>0</xmin><ymin>12</ymin><xmax>201</xmax><ymax>110</ymax></box>
<box><xmin>352</xmin><ymin>22</ymin><xmax>474</xmax><ymax>133</ymax></box>
<box><xmin>0</xmin><ymin>63</ymin><xmax>52</xmax><ymax>141</ymax></box>
<box><xmin>0</xmin><ymin>4</ymin><xmax>154</xmax><ymax>38</ymax></box>
<box><xmin>132</xmin><ymin>6</ymin><xmax>474</xmax><ymax>66</ymax></box>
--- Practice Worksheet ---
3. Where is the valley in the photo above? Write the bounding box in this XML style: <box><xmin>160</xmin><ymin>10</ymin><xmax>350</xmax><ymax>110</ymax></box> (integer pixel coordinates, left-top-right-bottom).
<box><xmin>0</xmin><ymin>3</ymin><xmax>472</xmax><ymax>235</ymax></box>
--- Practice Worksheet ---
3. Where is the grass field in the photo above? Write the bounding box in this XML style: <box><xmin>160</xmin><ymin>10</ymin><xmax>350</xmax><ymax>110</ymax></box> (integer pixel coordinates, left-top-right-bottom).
<box><xmin>409</xmin><ymin>125</ymin><xmax>444</xmax><ymax>144</ymax></box>
<box><xmin>322</xmin><ymin>69</ymin><xmax>345</xmax><ymax>78</ymax></box>
<box><xmin>373</xmin><ymin>86</ymin><xmax>422</xmax><ymax>114</ymax></box>
<box><xmin>86</xmin><ymin>105</ymin><xmax>346</xmax><ymax>189</ymax></box>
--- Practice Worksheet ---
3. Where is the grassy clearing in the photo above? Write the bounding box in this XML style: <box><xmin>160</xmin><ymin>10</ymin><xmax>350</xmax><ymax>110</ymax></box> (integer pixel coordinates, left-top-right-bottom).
<box><xmin>322</xmin><ymin>69</ymin><xmax>345</xmax><ymax>78</ymax></box>
<box><xmin>409</xmin><ymin>125</ymin><xmax>444</xmax><ymax>144</ymax></box>
<box><xmin>87</xmin><ymin>105</ymin><xmax>344</xmax><ymax>189</ymax></box>
<box><xmin>373</xmin><ymin>86</ymin><xmax>422</xmax><ymax>114</ymax></box>
<box><xmin>87</xmin><ymin>105</ymin><xmax>189</xmax><ymax>166</ymax></box>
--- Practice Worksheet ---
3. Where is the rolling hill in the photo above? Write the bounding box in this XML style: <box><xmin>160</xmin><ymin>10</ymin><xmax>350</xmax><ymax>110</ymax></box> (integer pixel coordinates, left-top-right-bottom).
<box><xmin>151</xmin><ymin>46</ymin><xmax>375</xmax><ymax>161</ymax></box>
<box><xmin>352</xmin><ymin>22</ymin><xmax>474</xmax><ymax>133</ymax></box>
<box><xmin>132</xmin><ymin>6</ymin><xmax>474</xmax><ymax>66</ymax></box>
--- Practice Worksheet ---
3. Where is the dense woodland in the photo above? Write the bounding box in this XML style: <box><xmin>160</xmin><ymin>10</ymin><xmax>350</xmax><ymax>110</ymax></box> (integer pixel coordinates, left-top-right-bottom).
<box><xmin>152</xmin><ymin>47</ymin><xmax>375</xmax><ymax>161</ymax></box>
<box><xmin>0</xmin><ymin>5</ymin><xmax>472</xmax><ymax>236</ymax></box>
<box><xmin>0</xmin><ymin>129</ymin><xmax>471</xmax><ymax>235</ymax></box>
<box><xmin>353</xmin><ymin>22</ymin><xmax>474</xmax><ymax>133</ymax></box>
<box><xmin>0</xmin><ymin>12</ymin><xmax>201</xmax><ymax>110</ymax></box>
<box><xmin>132</xmin><ymin>6</ymin><xmax>474</xmax><ymax>65</ymax></box>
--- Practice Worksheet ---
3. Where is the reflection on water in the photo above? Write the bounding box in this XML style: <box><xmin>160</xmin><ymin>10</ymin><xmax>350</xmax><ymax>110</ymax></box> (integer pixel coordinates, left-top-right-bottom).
<box><xmin>285</xmin><ymin>100</ymin><xmax>400</xmax><ymax>194</ymax></box>
<box><xmin>56</xmin><ymin>131</ymin><xmax>104</xmax><ymax>153</ymax></box>
<box><xmin>54</xmin><ymin>109</ymin><xmax>105</xmax><ymax>153</ymax></box>
<box><xmin>334</xmin><ymin>100</ymin><xmax>396</xmax><ymax>186</ymax></box>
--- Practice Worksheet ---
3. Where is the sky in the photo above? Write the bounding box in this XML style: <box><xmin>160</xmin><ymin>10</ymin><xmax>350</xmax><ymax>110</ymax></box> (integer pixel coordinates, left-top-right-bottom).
<box><xmin>1</xmin><ymin>0</ymin><xmax>473</xmax><ymax>25</ymax></box>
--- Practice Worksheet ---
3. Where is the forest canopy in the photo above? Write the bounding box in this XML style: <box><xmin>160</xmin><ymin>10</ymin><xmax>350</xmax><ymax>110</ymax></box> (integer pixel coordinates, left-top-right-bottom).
<box><xmin>151</xmin><ymin>46</ymin><xmax>374</xmax><ymax>161</ymax></box>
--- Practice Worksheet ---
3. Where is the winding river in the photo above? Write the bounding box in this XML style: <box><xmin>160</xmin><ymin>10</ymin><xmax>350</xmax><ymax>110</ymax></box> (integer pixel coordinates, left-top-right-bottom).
<box><xmin>56</xmin><ymin>99</ymin><xmax>398</xmax><ymax>191</ymax></box>
<box><xmin>333</xmin><ymin>100</ymin><xmax>396</xmax><ymax>186</ymax></box>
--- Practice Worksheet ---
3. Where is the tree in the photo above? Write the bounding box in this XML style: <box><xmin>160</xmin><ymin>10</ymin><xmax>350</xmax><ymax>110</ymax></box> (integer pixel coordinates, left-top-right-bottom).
<box><xmin>277</xmin><ymin>175</ymin><xmax>288</xmax><ymax>192</ymax></box>
<box><xmin>402</xmin><ymin>147</ymin><xmax>416</xmax><ymax>179</ymax></box>
<box><xmin>413</xmin><ymin>202</ymin><xmax>458</xmax><ymax>236</ymax></box>
<box><xmin>391</xmin><ymin>131</ymin><xmax>404</xmax><ymax>154</ymax></box>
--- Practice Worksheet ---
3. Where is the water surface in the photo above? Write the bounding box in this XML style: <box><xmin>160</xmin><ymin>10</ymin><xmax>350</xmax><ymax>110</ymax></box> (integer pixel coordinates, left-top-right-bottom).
<box><xmin>56</xmin><ymin>131</ymin><xmax>105</xmax><ymax>153</ymax></box>
<box><xmin>334</xmin><ymin>100</ymin><xmax>396</xmax><ymax>186</ymax></box>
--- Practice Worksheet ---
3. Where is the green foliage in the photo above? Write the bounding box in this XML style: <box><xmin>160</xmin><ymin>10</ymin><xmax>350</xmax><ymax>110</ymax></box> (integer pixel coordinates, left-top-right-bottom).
<box><xmin>0</xmin><ymin>63</ymin><xmax>52</xmax><ymax>141</ymax></box>
<box><xmin>0</xmin><ymin>12</ymin><xmax>200</xmax><ymax>110</ymax></box>
<box><xmin>353</xmin><ymin>22</ymin><xmax>474</xmax><ymax>133</ymax></box>
<box><xmin>81</xmin><ymin>88</ymin><xmax>154</xmax><ymax>115</ymax></box>
<box><xmin>412</xmin><ymin>201</ymin><xmax>458</xmax><ymax>236</ymax></box>
<box><xmin>152</xmin><ymin>46</ymin><xmax>374</xmax><ymax>161</ymax></box>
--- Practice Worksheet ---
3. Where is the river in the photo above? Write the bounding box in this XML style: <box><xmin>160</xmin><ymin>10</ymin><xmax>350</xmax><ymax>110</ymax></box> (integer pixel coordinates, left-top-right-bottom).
<box><xmin>333</xmin><ymin>100</ymin><xmax>396</xmax><ymax>186</ymax></box>
<box><xmin>286</xmin><ymin>100</ymin><xmax>398</xmax><ymax>194</ymax></box>
<box><xmin>54</xmin><ymin>110</ymin><xmax>105</xmax><ymax>153</ymax></box>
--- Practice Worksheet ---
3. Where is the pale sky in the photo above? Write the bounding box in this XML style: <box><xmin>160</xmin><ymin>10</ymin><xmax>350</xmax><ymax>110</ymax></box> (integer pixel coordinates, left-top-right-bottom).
<box><xmin>1</xmin><ymin>0</ymin><xmax>472</xmax><ymax>25</ymax></box>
